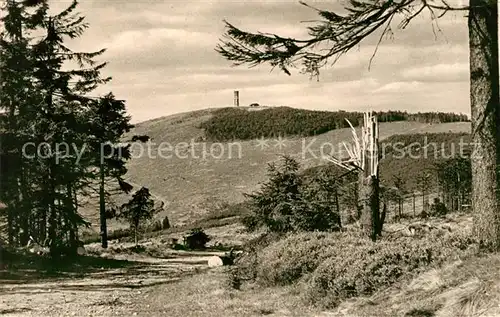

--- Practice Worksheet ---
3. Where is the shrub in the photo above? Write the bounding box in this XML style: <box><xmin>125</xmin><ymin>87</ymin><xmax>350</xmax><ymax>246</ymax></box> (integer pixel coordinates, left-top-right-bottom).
<box><xmin>255</xmin><ymin>232</ymin><xmax>342</xmax><ymax>286</ymax></box>
<box><xmin>147</xmin><ymin>220</ymin><xmax>163</xmax><ymax>232</ymax></box>
<box><xmin>244</xmin><ymin>156</ymin><xmax>341</xmax><ymax>233</ymax></box>
<box><xmin>162</xmin><ymin>216</ymin><xmax>170</xmax><ymax>230</ymax></box>
<box><xmin>302</xmin><ymin>231</ymin><xmax>477</xmax><ymax>308</ymax></box>
<box><xmin>430</xmin><ymin>198</ymin><xmax>448</xmax><ymax>216</ymax></box>
<box><xmin>236</xmin><ymin>229</ymin><xmax>477</xmax><ymax>308</ymax></box>
<box><xmin>229</xmin><ymin>232</ymin><xmax>282</xmax><ymax>285</ymax></box>
<box><xmin>108</xmin><ymin>228</ymin><xmax>132</xmax><ymax>241</ymax></box>
<box><xmin>183</xmin><ymin>228</ymin><xmax>210</xmax><ymax>250</ymax></box>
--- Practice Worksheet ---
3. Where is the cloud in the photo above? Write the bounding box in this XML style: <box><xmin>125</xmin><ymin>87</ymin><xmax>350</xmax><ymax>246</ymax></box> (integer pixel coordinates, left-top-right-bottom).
<box><xmin>47</xmin><ymin>0</ymin><xmax>471</xmax><ymax>123</ymax></box>
<box><xmin>400</xmin><ymin>63</ymin><xmax>469</xmax><ymax>82</ymax></box>
<box><xmin>372</xmin><ymin>81</ymin><xmax>424</xmax><ymax>93</ymax></box>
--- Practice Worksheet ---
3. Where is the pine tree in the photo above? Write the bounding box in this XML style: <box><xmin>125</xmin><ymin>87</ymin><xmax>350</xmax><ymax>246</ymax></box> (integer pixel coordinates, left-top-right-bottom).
<box><xmin>0</xmin><ymin>0</ymin><xmax>138</xmax><ymax>255</ymax></box>
<box><xmin>85</xmin><ymin>93</ymin><xmax>134</xmax><ymax>248</ymax></box>
<box><xmin>0</xmin><ymin>0</ymin><xmax>48</xmax><ymax>246</ymax></box>
<box><xmin>26</xmin><ymin>1</ymin><xmax>109</xmax><ymax>254</ymax></box>
<box><xmin>119</xmin><ymin>187</ymin><xmax>156</xmax><ymax>246</ymax></box>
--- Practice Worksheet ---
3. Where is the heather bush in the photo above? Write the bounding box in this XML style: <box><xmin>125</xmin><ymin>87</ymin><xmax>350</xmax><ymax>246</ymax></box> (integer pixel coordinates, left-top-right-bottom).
<box><xmin>146</xmin><ymin>220</ymin><xmax>163</xmax><ymax>232</ymax></box>
<box><xmin>302</xmin><ymin>230</ymin><xmax>477</xmax><ymax>308</ymax></box>
<box><xmin>255</xmin><ymin>232</ymin><xmax>346</xmax><ymax>286</ymax></box>
<box><xmin>232</xmin><ymin>228</ymin><xmax>478</xmax><ymax>308</ymax></box>
<box><xmin>229</xmin><ymin>232</ymin><xmax>282</xmax><ymax>285</ymax></box>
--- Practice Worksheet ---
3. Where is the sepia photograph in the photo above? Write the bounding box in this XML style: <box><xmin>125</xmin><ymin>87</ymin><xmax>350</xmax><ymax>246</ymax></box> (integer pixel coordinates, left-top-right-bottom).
<box><xmin>0</xmin><ymin>0</ymin><xmax>498</xmax><ymax>316</ymax></box>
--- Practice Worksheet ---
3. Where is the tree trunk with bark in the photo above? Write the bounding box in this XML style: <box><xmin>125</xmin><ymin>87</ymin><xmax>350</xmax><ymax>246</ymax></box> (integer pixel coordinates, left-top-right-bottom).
<box><xmin>468</xmin><ymin>0</ymin><xmax>500</xmax><ymax>250</ymax></box>
<box><xmin>359</xmin><ymin>175</ymin><xmax>382</xmax><ymax>241</ymax></box>
<box><xmin>99</xmin><ymin>166</ymin><xmax>108</xmax><ymax>248</ymax></box>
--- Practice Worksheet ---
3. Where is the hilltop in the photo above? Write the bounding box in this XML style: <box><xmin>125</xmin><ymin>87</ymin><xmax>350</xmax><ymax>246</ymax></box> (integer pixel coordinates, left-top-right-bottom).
<box><xmin>81</xmin><ymin>107</ymin><xmax>470</xmax><ymax>234</ymax></box>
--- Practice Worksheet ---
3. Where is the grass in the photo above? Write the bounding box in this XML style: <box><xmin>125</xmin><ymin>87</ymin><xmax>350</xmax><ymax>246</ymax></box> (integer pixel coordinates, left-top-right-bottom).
<box><xmin>138</xmin><ymin>267</ymin><xmax>321</xmax><ymax>317</ymax></box>
<box><xmin>333</xmin><ymin>253</ymin><xmax>500</xmax><ymax>317</ymax></box>
<box><xmin>106</xmin><ymin>107</ymin><xmax>470</xmax><ymax>230</ymax></box>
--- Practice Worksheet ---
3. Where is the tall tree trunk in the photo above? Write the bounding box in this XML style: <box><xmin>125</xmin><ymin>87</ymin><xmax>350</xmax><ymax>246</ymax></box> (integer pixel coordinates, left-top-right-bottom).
<box><xmin>354</xmin><ymin>170</ymin><xmax>363</xmax><ymax>221</ymax></box>
<box><xmin>359</xmin><ymin>175</ymin><xmax>381</xmax><ymax>241</ymax></box>
<box><xmin>99</xmin><ymin>166</ymin><xmax>108</xmax><ymax>248</ymax></box>
<box><xmin>18</xmin><ymin>175</ymin><xmax>29</xmax><ymax>246</ymax></box>
<box><xmin>358</xmin><ymin>114</ymin><xmax>382</xmax><ymax>241</ymax></box>
<box><xmin>412</xmin><ymin>192</ymin><xmax>415</xmax><ymax>217</ymax></box>
<box><xmin>134</xmin><ymin>226</ymin><xmax>138</xmax><ymax>246</ymax></box>
<box><xmin>47</xmin><ymin>166</ymin><xmax>57</xmax><ymax>255</ymax></box>
<box><xmin>469</xmin><ymin>0</ymin><xmax>500</xmax><ymax>249</ymax></box>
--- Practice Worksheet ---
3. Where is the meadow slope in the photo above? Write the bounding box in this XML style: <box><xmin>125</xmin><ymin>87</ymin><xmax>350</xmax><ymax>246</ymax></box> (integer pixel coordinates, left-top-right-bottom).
<box><xmin>94</xmin><ymin>108</ymin><xmax>470</xmax><ymax>229</ymax></box>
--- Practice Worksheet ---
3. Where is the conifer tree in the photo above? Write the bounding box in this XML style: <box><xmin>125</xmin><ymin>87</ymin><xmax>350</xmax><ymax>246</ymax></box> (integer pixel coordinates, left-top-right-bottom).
<box><xmin>1</xmin><ymin>0</ymin><xmax>138</xmax><ymax>255</ymax></box>
<box><xmin>0</xmin><ymin>0</ymin><xmax>47</xmax><ymax>246</ymax></box>
<box><xmin>85</xmin><ymin>93</ymin><xmax>134</xmax><ymax>248</ymax></box>
<box><xmin>119</xmin><ymin>187</ymin><xmax>156</xmax><ymax>246</ymax></box>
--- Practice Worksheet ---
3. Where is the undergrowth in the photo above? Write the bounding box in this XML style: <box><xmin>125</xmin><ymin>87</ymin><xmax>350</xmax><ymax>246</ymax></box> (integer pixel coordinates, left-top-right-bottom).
<box><xmin>230</xmin><ymin>227</ymin><xmax>478</xmax><ymax>309</ymax></box>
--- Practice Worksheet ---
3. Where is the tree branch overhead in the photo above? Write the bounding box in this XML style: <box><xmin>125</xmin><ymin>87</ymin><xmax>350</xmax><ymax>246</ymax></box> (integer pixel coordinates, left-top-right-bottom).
<box><xmin>215</xmin><ymin>0</ymin><xmax>470</xmax><ymax>77</ymax></box>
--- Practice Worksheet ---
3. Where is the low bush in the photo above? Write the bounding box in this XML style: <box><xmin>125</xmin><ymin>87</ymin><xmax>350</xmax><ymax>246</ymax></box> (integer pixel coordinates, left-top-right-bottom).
<box><xmin>229</xmin><ymin>232</ymin><xmax>282</xmax><ymax>285</ymax></box>
<box><xmin>80</xmin><ymin>227</ymin><xmax>132</xmax><ymax>244</ymax></box>
<box><xmin>255</xmin><ymin>232</ymin><xmax>345</xmax><ymax>286</ymax></box>
<box><xmin>183</xmin><ymin>228</ymin><xmax>210</xmax><ymax>250</ymax></box>
<box><xmin>305</xmin><ymin>230</ymin><xmax>477</xmax><ymax>308</ymax></box>
<box><xmin>146</xmin><ymin>220</ymin><xmax>163</xmax><ymax>233</ymax></box>
<box><xmin>231</xmin><ymin>228</ymin><xmax>478</xmax><ymax>308</ymax></box>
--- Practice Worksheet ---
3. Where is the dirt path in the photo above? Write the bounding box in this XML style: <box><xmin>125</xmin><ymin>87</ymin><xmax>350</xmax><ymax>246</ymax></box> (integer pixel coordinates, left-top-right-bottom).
<box><xmin>0</xmin><ymin>253</ymin><xmax>213</xmax><ymax>317</ymax></box>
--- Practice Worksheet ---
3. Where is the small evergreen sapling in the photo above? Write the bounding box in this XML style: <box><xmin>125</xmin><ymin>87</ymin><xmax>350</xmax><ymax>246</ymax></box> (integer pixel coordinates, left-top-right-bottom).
<box><xmin>118</xmin><ymin>187</ymin><xmax>156</xmax><ymax>245</ymax></box>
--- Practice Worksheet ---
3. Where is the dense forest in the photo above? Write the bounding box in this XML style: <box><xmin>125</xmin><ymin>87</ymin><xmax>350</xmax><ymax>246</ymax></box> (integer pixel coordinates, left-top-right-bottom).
<box><xmin>200</xmin><ymin>107</ymin><xmax>469</xmax><ymax>141</ymax></box>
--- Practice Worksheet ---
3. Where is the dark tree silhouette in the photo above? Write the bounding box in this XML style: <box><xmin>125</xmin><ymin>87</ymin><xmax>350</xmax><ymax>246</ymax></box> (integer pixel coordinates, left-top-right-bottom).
<box><xmin>216</xmin><ymin>0</ymin><xmax>499</xmax><ymax>248</ymax></box>
<box><xmin>118</xmin><ymin>187</ymin><xmax>156</xmax><ymax>246</ymax></box>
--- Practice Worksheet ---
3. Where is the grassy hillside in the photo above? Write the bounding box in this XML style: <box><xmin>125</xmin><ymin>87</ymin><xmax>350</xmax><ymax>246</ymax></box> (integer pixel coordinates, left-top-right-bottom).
<box><xmin>90</xmin><ymin>108</ymin><xmax>470</xmax><ymax>232</ymax></box>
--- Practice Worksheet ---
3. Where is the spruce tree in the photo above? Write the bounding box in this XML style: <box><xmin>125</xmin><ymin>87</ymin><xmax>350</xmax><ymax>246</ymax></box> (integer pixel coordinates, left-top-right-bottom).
<box><xmin>119</xmin><ymin>187</ymin><xmax>156</xmax><ymax>246</ymax></box>
<box><xmin>85</xmin><ymin>93</ymin><xmax>134</xmax><ymax>248</ymax></box>
<box><xmin>0</xmin><ymin>0</ymin><xmax>47</xmax><ymax>246</ymax></box>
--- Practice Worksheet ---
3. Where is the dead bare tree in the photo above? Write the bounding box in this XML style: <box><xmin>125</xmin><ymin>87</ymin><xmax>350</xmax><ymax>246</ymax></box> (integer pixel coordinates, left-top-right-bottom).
<box><xmin>328</xmin><ymin>112</ymin><xmax>384</xmax><ymax>241</ymax></box>
<box><xmin>216</xmin><ymin>0</ymin><xmax>500</xmax><ymax>249</ymax></box>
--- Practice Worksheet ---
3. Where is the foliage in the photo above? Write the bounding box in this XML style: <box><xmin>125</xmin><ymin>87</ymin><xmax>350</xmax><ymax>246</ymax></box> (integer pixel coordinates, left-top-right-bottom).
<box><xmin>244</xmin><ymin>156</ymin><xmax>342</xmax><ymax>233</ymax></box>
<box><xmin>216</xmin><ymin>0</ymin><xmax>469</xmax><ymax>79</ymax></box>
<box><xmin>303</xmin><ymin>231</ymin><xmax>476</xmax><ymax>308</ymax></box>
<box><xmin>0</xmin><ymin>0</ymin><xmax>156</xmax><ymax>256</ymax></box>
<box><xmin>231</xmin><ymin>229</ymin><xmax>477</xmax><ymax>308</ymax></box>
<box><xmin>379</xmin><ymin>132</ymin><xmax>471</xmax><ymax>192</ymax></box>
<box><xmin>435</xmin><ymin>156</ymin><xmax>472</xmax><ymax>211</ymax></box>
<box><xmin>118</xmin><ymin>187</ymin><xmax>157</xmax><ymax>245</ymax></box>
<box><xmin>200</xmin><ymin>107</ymin><xmax>468</xmax><ymax>141</ymax></box>
<box><xmin>294</xmin><ymin>133</ymin><xmax>471</xmax><ymax>221</ymax></box>
<box><xmin>429</xmin><ymin>198</ymin><xmax>448</xmax><ymax>216</ymax></box>
<box><xmin>183</xmin><ymin>228</ymin><xmax>210</xmax><ymax>250</ymax></box>
<box><xmin>0</xmin><ymin>0</ymin><xmax>142</xmax><ymax>255</ymax></box>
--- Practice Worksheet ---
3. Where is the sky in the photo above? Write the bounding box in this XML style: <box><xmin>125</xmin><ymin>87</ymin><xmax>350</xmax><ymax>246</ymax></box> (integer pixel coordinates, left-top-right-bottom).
<box><xmin>49</xmin><ymin>0</ymin><xmax>472</xmax><ymax>123</ymax></box>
